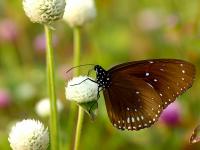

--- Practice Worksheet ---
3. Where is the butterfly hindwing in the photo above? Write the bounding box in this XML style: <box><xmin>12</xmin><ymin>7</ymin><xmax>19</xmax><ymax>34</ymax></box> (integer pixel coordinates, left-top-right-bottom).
<box><xmin>103</xmin><ymin>73</ymin><xmax>163</xmax><ymax>130</ymax></box>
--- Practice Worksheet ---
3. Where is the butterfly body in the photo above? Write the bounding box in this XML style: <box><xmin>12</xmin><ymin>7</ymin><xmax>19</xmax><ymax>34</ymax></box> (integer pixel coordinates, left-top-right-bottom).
<box><xmin>94</xmin><ymin>65</ymin><xmax>111</xmax><ymax>88</ymax></box>
<box><xmin>93</xmin><ymin>59</ymin><xmax>195</xmax><ymax>131</ymax></box>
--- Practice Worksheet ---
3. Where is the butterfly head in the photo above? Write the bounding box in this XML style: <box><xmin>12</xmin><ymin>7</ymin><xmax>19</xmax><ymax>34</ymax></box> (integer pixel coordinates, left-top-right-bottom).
<box><xmin>94</xmin><ymin>65</ymin><xmax>111</xmax><ymax>88</ymax></box>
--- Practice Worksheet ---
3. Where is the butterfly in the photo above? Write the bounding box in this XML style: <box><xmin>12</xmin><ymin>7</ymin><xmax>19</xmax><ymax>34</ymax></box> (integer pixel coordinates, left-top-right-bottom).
<box><xmin>190</xmin><ymin>124</ymin><xmax>200</xmax><ymax>144</ymax></box>
<box><xmin>92</xmin><ymin>59</ymin><xmax>195</xmax><ymax>131</ymax></box>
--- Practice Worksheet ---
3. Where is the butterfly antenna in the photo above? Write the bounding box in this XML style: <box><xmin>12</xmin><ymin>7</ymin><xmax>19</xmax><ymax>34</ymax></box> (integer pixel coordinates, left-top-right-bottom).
<box><xmin>66</xmin><ymin>64</ymin><xmax>96</xmax><ymax>74</ymax></box>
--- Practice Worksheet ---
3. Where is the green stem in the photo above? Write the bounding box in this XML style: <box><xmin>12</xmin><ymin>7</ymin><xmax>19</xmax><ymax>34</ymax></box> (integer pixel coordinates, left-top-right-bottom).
<box><xmin>44</xmin><ymin>25</ymin><xmax>59</xmax><ymax>150</ymax></box>
<box><xmin>74</xmin><ymin>108</ymin><xmax>84</xmax><ymax>150</ymax></box>
<box><xmin>73</xmin><ymin>27</ymin><xmax>81</xmax><ymax>75</ymax></box>
<box><xmin>73</xmin><ymin>27</ymin><xmax>84</xmax><ymax>150</ymax></box>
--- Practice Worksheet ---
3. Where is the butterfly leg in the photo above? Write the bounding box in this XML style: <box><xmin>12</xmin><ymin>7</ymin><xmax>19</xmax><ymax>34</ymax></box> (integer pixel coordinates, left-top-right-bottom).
<box><xmin>89</xmin><ymin>86</ymin><xmax>103</xmax><ymax>113</ymax></box>
<box><xmin>70</xmin><ymin>78</ymin><xmax>97</xmax><ymax>86</ymax></box>
<box><xmin>97</xmin><ymin>87</ymin><xmax>103</xmax><ymax>99</ymax></box>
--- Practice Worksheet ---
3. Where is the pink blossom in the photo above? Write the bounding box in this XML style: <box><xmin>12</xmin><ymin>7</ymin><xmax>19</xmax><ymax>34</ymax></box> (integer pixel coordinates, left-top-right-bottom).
<box><xmin>0</xmin><ymin>19</ymin><xmax>18</xmax><ymax>42</ymax></box>
<box><xmin>0</xmin><ymin>89</ymin><xmax>11</xmax><ymax>108</ymax></box>
<box><xmin>160</xmin><ymin>101</ymin><xmax>181</xmax><ymax>126</ymax></box>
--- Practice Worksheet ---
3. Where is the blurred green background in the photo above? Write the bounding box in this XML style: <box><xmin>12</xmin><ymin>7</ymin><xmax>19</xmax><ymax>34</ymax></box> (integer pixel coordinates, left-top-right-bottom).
<box><xmin>0</xmin><ymin>0</ymin><xmax>200</xmax><ymax>149</ymax></box>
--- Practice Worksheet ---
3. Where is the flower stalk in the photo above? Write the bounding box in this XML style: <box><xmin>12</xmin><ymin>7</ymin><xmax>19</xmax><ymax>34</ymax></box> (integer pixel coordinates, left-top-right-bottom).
<box><xmin>74</xmin><ymin>107</ymin><xmax>84</xmax><ymax>150</ymax></box>
<box><xmin>73</xmin><ymin>27</ymin><xmax>84</xmax><ymax>150</ymax></box>
<box><xmin>44</xmin><ymin>25</ymin><xmax>59</xmax><ymax>150</ymax></box>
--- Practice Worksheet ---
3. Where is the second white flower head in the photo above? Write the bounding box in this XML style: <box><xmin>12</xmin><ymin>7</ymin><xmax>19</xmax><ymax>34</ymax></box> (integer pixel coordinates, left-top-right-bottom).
<box><xmin>65</xmin><ymin>76</ymin><xmax>98</xmax><ymax>103</ymax></box>
<box><xmin>63</xmin><ymin>0</ymin><xmax>96</xmax><ymax>27</ymax></box>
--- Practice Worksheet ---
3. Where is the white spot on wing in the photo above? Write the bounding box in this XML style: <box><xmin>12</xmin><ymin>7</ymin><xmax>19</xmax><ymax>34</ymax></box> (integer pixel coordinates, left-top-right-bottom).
<box><xmin>137</xmin><ymin>117</ymin><xmax>140</xmax><ymax>121</ymax></box>
<box><xmin>160</xmin><ymin>68</ymin><xmax>164</xmax><ymax>71</ymax></box>
<box><xmin>127</xmin><ymin>117</ymin><xmax>130</xmax><ymax>123</ymax></box>
<box><xmin>132</xmin><ymin>117</ymin><xmax>135</xmax><ymax>122</ymax></box>
<box><xmin>136</xmin><ymin>91</ymin><xmax>140</xmax><ymax>94</ymax></box>
<box><xmin>145</xmin><ymin>72</ymin><xmax>150</xmax><ymax>76</ymax></box>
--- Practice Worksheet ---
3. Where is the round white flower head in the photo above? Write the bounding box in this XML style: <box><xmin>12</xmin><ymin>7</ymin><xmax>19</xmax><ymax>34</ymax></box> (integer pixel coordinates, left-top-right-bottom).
<box><xmin>65</xmin><ymin>76</ymin><xmax>98</xmax><ymax>103</ymax></box>
<box><xmin>23</xmin><ymin>0</ymin><xmax>66</xmax><ymax>24</ymax></box>
<box><xmin>35</xmin><ymin>98</ymin><xmax>63</xmax><ymax>117</ymax></box>
<box><xmin>63</xmin><ymin>0</ymin><xmax>96</xmax><ymax>27</ymax></box>
<box><xmin>8</xmin><ymin>119</ymin><xmax>49</xmax><ymax>150</ymax></box>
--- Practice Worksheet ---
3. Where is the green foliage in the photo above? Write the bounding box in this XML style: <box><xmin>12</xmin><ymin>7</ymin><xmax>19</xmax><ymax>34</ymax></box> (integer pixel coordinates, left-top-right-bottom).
<box><xmin>0</xmin><ymin>0</ymin><xmax>200</xmax><ymax>149</ymax></box>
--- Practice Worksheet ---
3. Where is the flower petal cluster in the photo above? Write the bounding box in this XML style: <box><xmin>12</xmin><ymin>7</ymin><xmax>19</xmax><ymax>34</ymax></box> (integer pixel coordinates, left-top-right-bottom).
<box><xmin>23</xmin><ymin>0</ymin><xmax>66</xmax><ymax>24</ymax></box>
<box><xmin>65</xmin><ymin>76</ymin><xmax>98</xmax><ymax>103</ymax></box>
<box><xmin>35</xmin><ymin>98</ymin><xmax>63</xmax><ymax>117</ymax></box>
<box><xmin>8</xmin><ymin>119</ymin><xmax>49</xmax><ymax>150</ymax></box>
<box><xmin>63</xmin><ymin>0</ymin><xmax>96</xmax><ymax>27</ymax></box>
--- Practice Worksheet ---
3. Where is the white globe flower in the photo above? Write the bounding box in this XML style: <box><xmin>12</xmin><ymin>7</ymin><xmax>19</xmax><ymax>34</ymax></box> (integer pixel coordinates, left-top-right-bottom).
<box><xmin>8</xmin><ymin>119</ymin><xmax>49</xmax><ymax>150</ymax></box>
<box><xmin>65</xmin><ymin>76</ymin><xmax>98</xmax><ymax>103</ymax></box>
<box><xmin>35</xmin><ymin>98</ymin><xmax>64</xmax><ymax>118</ymax></box>
<box><xmin>23</xmin><ymin>0</ymin><xmax>66</xmax><ymax>24</ymax></box>
<box><xmin>63</xmin><ymin>0</ymin><xmax>96</xmax><ymax>27</ymax></box>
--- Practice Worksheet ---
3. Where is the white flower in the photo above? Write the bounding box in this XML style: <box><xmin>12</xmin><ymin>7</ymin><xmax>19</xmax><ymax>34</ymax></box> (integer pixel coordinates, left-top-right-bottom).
<box><xmin>8</xmin><ymin>119</ymin><xmax>49</xmax><ymax>150</ymax></box>
<box><xmin>63</xmin><ymin>0</ymin><xmax>96</xmax><ymax>27</ymax></box>
<box><xmin>23</xmin><ymin>0</ymin><xmax>66</xmax><ymax>24</ymax></box>
<box><xmin>65</xmin><ymin>76</ymin><xmax>98</xmax><ymax>103</ymax></box>
<box><xmin>35</xmin><ymin>98</ymin><xmax>63</xmax><ymax>117</ymax></box>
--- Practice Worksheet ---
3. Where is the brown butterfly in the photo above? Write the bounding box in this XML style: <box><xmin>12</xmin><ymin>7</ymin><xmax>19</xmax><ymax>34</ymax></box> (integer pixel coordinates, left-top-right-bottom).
<box><xmin>93</xmin><ymin>59</ymin><xmax>195</xmax><ymax>131</ymax></box>
<box><xmin>190</xmin><ymin>124</ymin><xmax>200</xmax><ymax>144</ymax></box>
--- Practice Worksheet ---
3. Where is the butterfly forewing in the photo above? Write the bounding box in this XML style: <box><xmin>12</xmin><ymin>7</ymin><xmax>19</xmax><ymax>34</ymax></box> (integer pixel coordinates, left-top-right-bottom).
<box><xmin>108</xmin><ymin>59</ymin><xmax>195</xmax><ymax>109</ymax></box>
<box><xmin>103</xmin><ymin>59</ymin><xmax>195</xmax><ymax>130</ymax></box>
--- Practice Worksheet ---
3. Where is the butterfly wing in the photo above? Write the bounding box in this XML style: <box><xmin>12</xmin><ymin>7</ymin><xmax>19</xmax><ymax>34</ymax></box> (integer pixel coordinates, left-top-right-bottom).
<box><xmin>190</xmin><ymin>124</ymin><xmax>200</xmax><ymax>144</ymax></box>
<box><xmin>104</xmin><ymin>59</ymin><xmax>195</xmax><ymax>130</ymax></box>
<box><xmin>103</xmin><ymin>73</ymin><xmax>163</xmax><ymax>130</ymax></box>
<box><xmin>108</xmin><ymin>59</ymin><xmax>195</xmax><ymax>108</ymax></box>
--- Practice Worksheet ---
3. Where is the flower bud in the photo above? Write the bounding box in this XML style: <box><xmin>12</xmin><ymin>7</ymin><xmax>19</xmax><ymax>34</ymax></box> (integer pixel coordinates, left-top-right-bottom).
<box><xmin>66</xmin><ymin>76</ymin><xmax>98</xmax><ymax>103</ymax></box>
<box><xmin>23</xmin><ymin>0</ymin><xmax>66</xmax><ymax>25</ymax></box>
<box><xmin>63</xmin><ymin>0</ymin><xmax>96</xmax><ymax>27</ymax></box>
<box><xmin>8</xmin><ymin>119</ymin><xmax>49</xmax><ymax>150</ymax></box>
<box><xmin>160</xmin><ymin>101</ymin><xmax>181</xmax><ymax>126</ymax></box>
<box><xmin>35</xmin><ymin>98</ymin><xmax>63</xmax><ymax>117</ymax></box>
<box><xmin>0</xmin><ymin>19</ymin><xmax>19</xmax><ymax>42</ymax></box>
<box><xmin>0</xmin><ymin>89</ymin><xmax>11</xmax><ymax>108</ymax></box>
<box><xmin>65</xmin><ymin>76</ymin><xmax>98</xmax><ymax>119</ymax></box>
